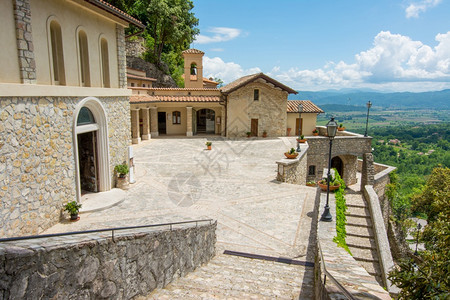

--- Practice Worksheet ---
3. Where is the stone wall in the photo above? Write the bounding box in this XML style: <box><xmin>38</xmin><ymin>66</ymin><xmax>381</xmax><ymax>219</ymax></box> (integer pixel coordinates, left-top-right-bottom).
<box><xmin>0</xmin><ymin>222</ymin><xmax>216</xmax><ymax>299</ymax></box>
<box><xmin>276</xmin><ymin>145</ymin><xmax>308</xmax><ymax>185</ymax></box>
<box><xmin>126</xmin><ymin>36</ymin><xmax>147</xmax><ymax>58</ymax></box>
<box><xmin>306</xmin><ymin>136</ymin><xmax>371</xmax><ymax>185</ymax></box>
<box><xmin>126</xmin><ymin>56</ymin><xmax>177</xmax><ymax>88</ymax></box>
<box><xmin>0</xmin><ymin>96</ymin><xmax>130</xmax><ymax>237</ymax></box>
<box><xmin>116</xmin><ymin>25</ymin><xmax>127</xmax><ymax>89</ymax></box>
<box><xmin>226</xmin><ymin>80</ymin><xmax>288</xmax><ymax>137</ymax></box>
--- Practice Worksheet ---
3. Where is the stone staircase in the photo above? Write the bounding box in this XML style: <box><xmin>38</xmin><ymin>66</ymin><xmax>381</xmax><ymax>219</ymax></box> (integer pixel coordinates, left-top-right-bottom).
<box><xmin>143</xmin><ymin>252</ymin><xmax>314</xmax><ymax>299</ymax></box>
<box><xmin>345</xmin><ymin>192</ymin><xmax>384</xmax><ymax>286</ymax></box>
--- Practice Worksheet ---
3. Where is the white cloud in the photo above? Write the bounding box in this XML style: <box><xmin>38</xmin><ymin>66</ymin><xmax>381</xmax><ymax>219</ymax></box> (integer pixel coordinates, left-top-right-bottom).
<box><xmin>203</xmin><ymin>31</ymin><xmax>450</xmax><ymax>92</ymax></box>
<box><xmin>267</xmin><ymin>31</ymin><xmax>450</xmax><ymax>91</ymax></box>
<box><xmin>195</xmin><ymin>27</ymin><xmax>242</xmax><ymax>44</ymax></box>
<box><xmin>203</xmin><ymin>56</ymin><xmax>261</xmax><ymax>84</ymax></box>
<box><xmin>406</xmin><ymin>0</ymin><xmax>442</xmax><ymax>18</ymax></box>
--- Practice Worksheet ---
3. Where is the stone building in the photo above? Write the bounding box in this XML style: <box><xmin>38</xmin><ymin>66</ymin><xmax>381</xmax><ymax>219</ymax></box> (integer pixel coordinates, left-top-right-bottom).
<box><xmin>0</xmin><ymin>0</ymin><xmax>143</xmax><ymax>237</ymax></box>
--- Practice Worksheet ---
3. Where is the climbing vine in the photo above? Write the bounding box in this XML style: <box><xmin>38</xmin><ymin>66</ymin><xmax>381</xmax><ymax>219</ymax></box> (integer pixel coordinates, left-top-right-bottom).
<box><xmin>332</xmin><ymin>170</ymin><xmax>351</xmax><ymax>255</ymax></box>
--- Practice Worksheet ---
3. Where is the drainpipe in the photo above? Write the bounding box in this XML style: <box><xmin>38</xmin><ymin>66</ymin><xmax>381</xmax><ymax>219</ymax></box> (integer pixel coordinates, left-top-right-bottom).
<box><xmin>220</xmin><ymin>94</ymin><xmax>228</xmax><ymax>137</ymax></box>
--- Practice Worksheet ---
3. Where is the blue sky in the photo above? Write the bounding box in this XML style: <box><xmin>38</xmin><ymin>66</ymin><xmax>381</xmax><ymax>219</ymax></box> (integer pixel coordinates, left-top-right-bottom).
<box><xmin>191</xmin><ymin>0</ymin><xmax>450</xmax><ymax>92</ymax></box>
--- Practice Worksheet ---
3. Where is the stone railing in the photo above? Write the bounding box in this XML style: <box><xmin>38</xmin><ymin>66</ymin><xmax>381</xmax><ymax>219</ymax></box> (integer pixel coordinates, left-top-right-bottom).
<box><xmin>276</xmin><ymin>143</ymin><xmax>308</xmax><ymax>185</ymax></box>
<box><xmin>314</xmin><ymin>188</ymin><xmax>391</xmax><ymax>299</ymax></box>
<box><xmin>0</xmin><ymin>222</ymin><xmax>216</xmax><ymax>299</ymax></box>
<box><xmin>363</xmin><ymin>186</ymin><xmax>398</xmax><ymax>294</ymax></box>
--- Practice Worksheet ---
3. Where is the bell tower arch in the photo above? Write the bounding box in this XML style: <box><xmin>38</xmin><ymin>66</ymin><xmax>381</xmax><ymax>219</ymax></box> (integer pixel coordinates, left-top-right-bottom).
<box><xmin>182</xmin><ymin>49</ymin><xmax>204</xmax><ymax>88</ymax></box>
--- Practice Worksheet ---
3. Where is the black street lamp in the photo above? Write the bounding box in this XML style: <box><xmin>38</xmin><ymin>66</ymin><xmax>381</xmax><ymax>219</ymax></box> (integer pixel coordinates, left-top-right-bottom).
<box><xmin>321</xmin><ymin>117</ymin><xmax>338</xmax><ymax>222</ymax></box>
<box><xmin>296</xmin><ymin>103</ymin><xmax>303</xmax><ymax>152</ymax></box>
<box><xmin>364</xmin><ymin>101</ymin><xmax>372</xmax><ymax>137</ymax></box>
<box><xmin>414</xmin><ymin>222</ymin><xmax>422</xmax><ymax>255</ymax></box>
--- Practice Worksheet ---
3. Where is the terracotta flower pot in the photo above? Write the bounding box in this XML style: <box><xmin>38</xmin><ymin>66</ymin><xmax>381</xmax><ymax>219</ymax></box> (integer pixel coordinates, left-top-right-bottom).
<box><xmin>313</xmin><ymin>132</ymin><xmax>319</xmax><ymax>136</ymax></box>
<box><xmin>297</xmin><ymin>138</ymin><xmax>307</xmax><ymax>143</ymax></box>
<box><xmin>317</xmin><ymin>181</ymin><xmax>340</xmax><ymax>191</ymax></box>
<box><xmin>338</xmin><ymin>127</ymin><xmax>345</xmax><ymax>131</ymax></box>
<box><xmin>284</xmin><ymin>152</ymin><xmax>299</xmax><ymax>159</ymax></box>
<box><xmin>207</xmin><ymin>145</ymin><xmax>212</xmax><ymax>150</ymax></box>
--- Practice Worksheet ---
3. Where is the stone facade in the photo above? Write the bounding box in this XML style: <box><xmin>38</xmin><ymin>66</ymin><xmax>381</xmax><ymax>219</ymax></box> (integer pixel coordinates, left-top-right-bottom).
<box><xmin>116</xmin><ymin>25</ymin><xmax>127</xmax><ymax>89</ymax></box>
<box><xmin>127</xmin><ymin>56</ymin><xmax>177</xmax><ymax>88</ymax></box>
<box><xmin>226</xmin><ymin>80</ymin><xmax>288</xmax><ymax>137</ymax></box>
<box><xmin>306</xmin><ymin>134</ymin><xmax>372</xmax><ymax>185</ymax></box>
<box><xmin>0</xmin><ymin>96</ymin><xmax>130</xmax><ymax>237</ymax></box>
<box><xmin>126</xmin><ymin>36</ymin><xmax>147</xmax><ymax>58</ymax></box>
<box><xmin>0</xmin><ymin>222</ymin><xmax>216</xmax><ymax>299</ymax></box>
<box><xmin>276</xmin><ymin>147</ymin><xmax>308</xmax><ymax>185</ymax></box>
<box><xmin>13</xmin><ymin>0</ymin><xmax>36</xmax><ymax>84</ymax></box>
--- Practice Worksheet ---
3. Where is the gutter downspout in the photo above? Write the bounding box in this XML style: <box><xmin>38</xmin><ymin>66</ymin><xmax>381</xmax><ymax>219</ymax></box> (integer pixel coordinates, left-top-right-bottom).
<box><xmin>220</xmin><ymin>93</ymin><xmax>228</xmax><ymax>137</ymax></box>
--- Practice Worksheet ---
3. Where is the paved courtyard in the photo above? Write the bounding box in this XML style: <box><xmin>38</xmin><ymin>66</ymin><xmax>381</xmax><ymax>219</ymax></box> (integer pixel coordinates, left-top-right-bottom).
<box><xmin>46</xmin><ymin>136</ymin><xmax>318</xmax><ymax>298</ymax></box>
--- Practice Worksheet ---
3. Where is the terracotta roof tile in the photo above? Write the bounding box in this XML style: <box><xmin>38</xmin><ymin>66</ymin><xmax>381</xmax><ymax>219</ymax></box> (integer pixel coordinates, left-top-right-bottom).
<box><xmin>221</xmin><ymin>73</ymin><xmax>297</xmax><ymax>94</ymax></box>
<box><xmin>84</xmin><ymin>0</ymin><xmax>144</xmax><ymax>28</ymax></box>
<box><xmin>287</xmin><ymin>100</ymin><xmax>324</xmax><ymax>113</ymax></box>
<box><xmin>147</xmin><ymin>87</ymin><xmax>220</xmax><ymax>92</ymax></box>
<box><xmin>127</xmin><ymin>73</ymin><xmax>156</xmax><ymax>81</ymax></box>
<box><xmin>182</xmin><ymin>49</ymin><xmax>205</xmax><ymax>55</ymax></box>
<box><xmin>131</xmin><ymin>95</ymin><xmax>221</xmax><ymax>103</ymax></box>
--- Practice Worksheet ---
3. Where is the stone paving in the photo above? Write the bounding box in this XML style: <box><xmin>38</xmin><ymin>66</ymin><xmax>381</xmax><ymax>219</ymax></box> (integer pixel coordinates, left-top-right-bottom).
<box><xmin>45</xmin><ymin>137</ymin><xmax>317</xmax><ymax>298</ymax></box>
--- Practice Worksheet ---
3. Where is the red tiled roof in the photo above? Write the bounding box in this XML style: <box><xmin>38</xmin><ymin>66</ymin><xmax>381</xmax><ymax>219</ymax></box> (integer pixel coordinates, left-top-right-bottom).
<box><xmin>146</xmin><ymin>87</ymin><xmax>220</xmax><ymax>92</ymax></box>
<box><xmin>127</xmin><ymin>73</ymin><xmax>156</xmax><ymax>81</ymax></box>
<box><xmin>287</xmin><ymin>100</ymin><xmax>324</xmax><ymax>113</ymax></box>
<box><xmin>221</xmin><ymin>73</ymin><xmax>297</xmax><ymax>94</ymax></box>
<box><xmin>84</xmin><ymin>0</ymin><xmax>144</xmax><ymax>28</ymax></box>
<box><xmin>182</xmin><ymin>49</ymin><xmax>205</xmax><ymax>55</ymax></box>
<box><xmin>131</xmin><ymin>95</ymin><xmax>221</xmax><ymax>103</ymax></box>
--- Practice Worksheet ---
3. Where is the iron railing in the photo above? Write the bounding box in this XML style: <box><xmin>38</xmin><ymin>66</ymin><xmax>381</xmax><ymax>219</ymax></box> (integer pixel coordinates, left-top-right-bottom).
<box><xmin>318</xmin><ymin>240</ymin><xmax>357</xmax><ymax>300</ymax></box>
<box><xmin>0</xmin><ymin>219</ymin><xmax>214</xmax><ymax>243</ymax></box>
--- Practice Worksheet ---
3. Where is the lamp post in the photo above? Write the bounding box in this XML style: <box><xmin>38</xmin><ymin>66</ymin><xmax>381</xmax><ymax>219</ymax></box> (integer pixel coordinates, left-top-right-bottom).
<box><xmin>414</xmin><ymin>222</ymin><xmax>422</xmax><ymax>255</ymax></box>
<box><xmin>364</xmin><ymin>101</ymin><xmax>372</xmax><ymax>137</ymax></box>
<box><xmin>296</xmin><ymin>104</ymin><xmax>303</xmax><ymax>152</ymax></box>
<box><xmin>321</xmin><ymin>117</ymin><xmax>338</xmax><ymax>222</ymax></box>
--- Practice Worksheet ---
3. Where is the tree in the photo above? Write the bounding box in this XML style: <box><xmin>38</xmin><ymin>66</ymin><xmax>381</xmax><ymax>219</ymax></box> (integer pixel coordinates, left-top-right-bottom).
<box><xmin>388</xmin><ymin>167</ymin><xmax>450</xmax><ymax>299</ymax></box>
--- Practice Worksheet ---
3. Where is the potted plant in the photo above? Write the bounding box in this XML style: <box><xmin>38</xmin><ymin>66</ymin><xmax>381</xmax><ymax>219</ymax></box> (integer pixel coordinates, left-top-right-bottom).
<box><xmin>246</xmin><ymin>131</ymin><xmax>251</xmax><ymax>138</ymax></box>
<box><xmin>317</xmin><ymin>177</ymin><xmax>340</xmax><ymax>191</ymax></box>
<box><xmin>262</xmin><ymin>130</ymin><xmax>267</xmax><ymax>138</ymax></box>
<box><xmin>284</xmin><ymin>147</ymin><xmax>299</xmax><ymax>159</ymax></box>
<box><xmin>297</xmin><ymin>134</ymin><xmax>307</xmax><ymax>143</ymax></box>
<box><xmin>64</xmin><ymin>201</ymin><xmax>82</xmax><ymax>221</ymax></box>
<box><xmin>313</xmin><ymin>129</ymin><xmax>319</xmax><ymax>136</ymax></box>
<box><xmin>306</xmin><ymin>181</ymin><xmax>317</xmax><ymax>187</ymax></box>
<box><xmin>338</xmin><ymin>123</ymin><xmax>345</xmax><ymax>131</ymax></box>
<box><xmin>114</xmin><ymin>164</ymin><xmax>129</xmax><ymax>189</ymax></box>
<box><xmin>205</xmin><ymin>141</ymin><xmax>212</xmax><ymax>150</ymax></box>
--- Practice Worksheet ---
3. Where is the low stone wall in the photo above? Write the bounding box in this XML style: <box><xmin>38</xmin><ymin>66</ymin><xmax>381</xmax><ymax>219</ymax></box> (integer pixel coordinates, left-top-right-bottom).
<box><xmin>276</xmin><ymin>144</ymin><xmax>308</xmax><ymax>185</ymax></box>
<box><xmin>0</xmin><ymin>222</ymin><xmax>216</xmax><ymax>299</ymax></box>
<box><xmin>363</xmin><ymin>185</ymin><xmax>397</xmax><ymax>294</ymax></box>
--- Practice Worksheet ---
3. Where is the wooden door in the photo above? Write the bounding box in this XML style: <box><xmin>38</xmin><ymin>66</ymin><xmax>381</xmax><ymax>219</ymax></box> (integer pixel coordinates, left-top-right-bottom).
<box><xmin>295</xmin><ymin>118</ymin><xmax>303</xmax><ymax>136</ymax></box>
<box><xmin>251</xmin><ymin>119</ymin><xmax>258</xmax><ymax>136</ymax></box>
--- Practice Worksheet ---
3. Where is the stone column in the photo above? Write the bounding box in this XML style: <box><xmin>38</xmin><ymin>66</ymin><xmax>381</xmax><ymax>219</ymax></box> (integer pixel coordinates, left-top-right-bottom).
<box><xmin>116</xmin><ymin>25</ymin><xmax>127</xmax><ymax>88</ymax></box>
<box><xmin>141</xmin><ymin>108</ymin><xmax>150</xmax><ymax>140</ymax></box>
<box><xmin>131</xmin><ymin>108</ymin><xmax>141</xmax><ymax>144</ymax></box>
<box><xmin>360</xmin><ymin>152</ymin><xmax>375</xmax><ymax>190</ymax></box>
<box><xmin>221</xmin><ymin>106</ymin><xmax>226</xmax><ymax>136</ymax></box>
<box><xmin>13</xmin><ymin>0</ymin><xmax>36</xmax><ymax>84</ymax></box>
<box><xmin>186</xmin><ymin>106</ymin><xmax>193</xmax><ymax>137</ymax></box>
<box><xmin>150</xmin><ymin>107</ymin><xmax>159</xmax><ymax>137</ymax></box>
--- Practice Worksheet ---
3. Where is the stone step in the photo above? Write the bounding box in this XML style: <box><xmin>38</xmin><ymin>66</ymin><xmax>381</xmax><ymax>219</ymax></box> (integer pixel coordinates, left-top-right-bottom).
<box><xmin>346</xmin><ymin>206</ymin><xmax>370</xmax><ymax>216</ymax></box>
<box><xmin>359</xmin><ymin>260</ymin><xmax>382</xmax><ymax>277</ymax></box>
<box><xmin>345</xmin><ymin>213</ymin><xmax>371</xmax><ymax>219</ymax></box>
<box><xmin>347</xmin><ymin>245</ymin><xmax>379</xmax><ymax>261</ymax></box>
<box><xmin>346</xmin><ymin>203</ymin><xmax>367</xmax><ymax>209</ymax></box>
<box><xmin>347</xmin><ymin>222</ymin><xmax>372</xmax><ymax>228</ymax></box>
<box><xmin>346</xmin><ymin>232</ymin><xmax>374</xmax><ymax>239</ymax></box>
<box><xmin>346</xmin><ymin>235</ymin><xmax>377</xmax><ymax>247</ymax></box>
<box><xmin>346</xmin><ymin>224</ymin><xmax>374</xmax><ymax>237</ymax></box>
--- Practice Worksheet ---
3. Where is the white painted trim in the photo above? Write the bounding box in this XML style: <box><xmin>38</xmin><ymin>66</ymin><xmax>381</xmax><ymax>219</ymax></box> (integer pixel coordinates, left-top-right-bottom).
<box><xmin>73</xmin><ymin>97</ymin><xmax>111</xmax><ymax>203</ymax></box>
<box><xmin>0</xmin><ymin>83</ymin><xmax>131</xmax><ymax>97</ymax></box>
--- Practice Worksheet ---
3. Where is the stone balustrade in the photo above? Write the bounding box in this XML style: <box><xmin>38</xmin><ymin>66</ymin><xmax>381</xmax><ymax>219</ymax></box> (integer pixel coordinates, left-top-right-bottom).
<box><xmin>276</xmin><ymin>143</ymin><xmax>308</xmax><ymax>185</ymax></box>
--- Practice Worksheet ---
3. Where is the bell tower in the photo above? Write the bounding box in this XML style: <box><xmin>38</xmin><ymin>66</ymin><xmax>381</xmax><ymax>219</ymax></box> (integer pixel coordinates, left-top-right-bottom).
<box><xmin>182</xmin><ymin>49</ymin><xmax>204</xmax><ymax>88</ymax></box>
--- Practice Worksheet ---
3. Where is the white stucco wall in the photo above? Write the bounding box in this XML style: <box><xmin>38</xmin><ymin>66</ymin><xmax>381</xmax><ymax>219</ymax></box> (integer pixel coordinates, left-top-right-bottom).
<box><xmin>0</xmin><ymin>0</ymin><xmax>21</xmax><ymax>84</ymax></box>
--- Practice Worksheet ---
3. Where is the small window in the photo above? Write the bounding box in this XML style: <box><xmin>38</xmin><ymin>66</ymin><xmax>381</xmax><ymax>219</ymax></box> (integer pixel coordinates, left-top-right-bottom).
<box><xmin>254</xmin><ymin>89</ymin><xmax>259</xmax><ymax>101</ymax></box>
<box><xmin>77</xmin><ymin>107</ymin><xmax>96</xmax><ymax>125</ymax></box>
<box><xmin>142</xmin><ymin>83</ymin><xmax>145</xmax><ymax>87</ymax></box>
<box><xmin>172</xmin><ymin>111</ymin><xmax>181</xmax><ymax>124</ymax></box>
<box><xmin>308</xmin><ymin>165</ymin><xmax>316</xmax><ymax>176</ymax></box>
<box><xmin>190</xmin><ymin>63</ymin><xmax>197</xmax><ymax>75</ymax></box>
<box><xmin>78</xmin><ymin>30</ymin><xmax>90</xmax><ymax>87</ymax></box>
<box><xmin>130</xmin><ymin>82</ymin><xmax>135</xmax><ymax>87</ymax></box>
<box><xmin>100</xmin><ymin>38</ymin><xmax>110</xmax><ymax>87</ymax></box>
<box><xmin>49</xmin><ymin>21</ymin><xmax>65</xmax><ymax>85</ymax></box>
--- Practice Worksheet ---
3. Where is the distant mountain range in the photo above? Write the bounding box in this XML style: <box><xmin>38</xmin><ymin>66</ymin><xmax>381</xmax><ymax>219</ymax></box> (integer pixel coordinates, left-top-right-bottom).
<box><xmin>288</xmin><ymin>89</ymin><xmax>450</xmax><ymax>110</ymax></box>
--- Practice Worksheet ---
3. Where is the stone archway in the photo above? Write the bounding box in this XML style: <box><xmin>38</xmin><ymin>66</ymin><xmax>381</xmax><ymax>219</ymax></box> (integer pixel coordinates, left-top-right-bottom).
<box><xmin>73</xmin><ymin>97</ymin><xmax>111</xmax><ymax>202</ymax></box>
<box><xmin>331</xmin><ymin>156</ymin><xmax>344</xmax><ymax>178</ymax></box>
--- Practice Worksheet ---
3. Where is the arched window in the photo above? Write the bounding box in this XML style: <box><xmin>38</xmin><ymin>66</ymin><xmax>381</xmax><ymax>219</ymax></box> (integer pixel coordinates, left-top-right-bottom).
<box><xmin>78</xmin><ymin>30</ymin><xmax>90</xmax><ymax>87</ymax></box>
<box><xmin>172</xmin><ymin>111</ymin><xmax>181</xmax><ymax>124</ymax></box>
<box><xmin>100</xmin><ymin>38</ymin><xmax>110</xmax><ymax>87</ymax></box>
<box><xmin>49</xmin><ymin>20</ymin><xmax>65</xmax><ymax>85</ymax></box>
<box><xmin>190</xmin><ymin>63</ymin><xmax>197</xmax><ymax>75</ymax></box>
<box><xmin>77</xmin><ymin>107</ymin><xmax>95</xmax><ymax>125</ymax></box>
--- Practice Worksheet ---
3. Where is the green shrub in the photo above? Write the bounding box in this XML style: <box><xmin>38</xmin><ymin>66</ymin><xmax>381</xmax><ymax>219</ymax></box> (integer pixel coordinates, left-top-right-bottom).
<box><xmin>114</xmin><ymin>164</ymin><xmax>129</xmax><ymax>178</ymax></box>
<box><xmin>64</xmin><ymin>201</ymin><xmax>82</xmax><ymax>215</ymax></box>
<box><xmin>332</xmin><ymin>170</ymin><xmax>351</xmax><ymax>254</ymax></box>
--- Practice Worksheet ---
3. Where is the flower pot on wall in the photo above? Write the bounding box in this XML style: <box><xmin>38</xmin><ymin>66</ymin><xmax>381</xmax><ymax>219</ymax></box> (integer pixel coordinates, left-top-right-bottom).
<box><xmin>116</xmin><ymin>177</ymin><xmax>129</xmax><ymax>190</ymax></box>
<box><xmin>284</xmin><ymin>152</ymin><xmax>299</xmax><ymax>159</ymax></box>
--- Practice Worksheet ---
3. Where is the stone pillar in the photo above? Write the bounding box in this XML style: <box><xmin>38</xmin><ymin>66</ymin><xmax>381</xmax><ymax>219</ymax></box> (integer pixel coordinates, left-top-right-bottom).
<box><xmin>141</xmin><ymin>108</ymin><xmax>150</xmax><ymax>140</ymax></box>
<box><xmin>361</xmin><ymin>152</ymin><xmax>375</xmax><ymax>190</ymax></box>
<box><xmin>221</xmin><ymin>106</ymin><xmax>226</xmax><ymax>136</ymax></box>
<box><xmin>186</xmin><ymin>106</ymin><xmax>193</xmax><ymax>137</ymax></box>
<box><xmin>13</xmin><ymin>0</ymin><xmax>36</xmax><ymax>84</ymax></box>
<box><xmin>116</xmin><ymin>25</ymin><xmax>127</xmax><ymax>88</ymax></box>
<box><xmin>150</xmin><ymin>107</ymin><xmax>159</xmax><ymax>137</ymax></box>
<box><xmin>131</xmin><ymin>108</ymin><xmax>141</xmax><ymax>144</ymax></box>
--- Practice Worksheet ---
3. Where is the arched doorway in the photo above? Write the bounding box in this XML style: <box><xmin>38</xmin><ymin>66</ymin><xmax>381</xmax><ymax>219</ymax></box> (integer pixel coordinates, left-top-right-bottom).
<box><xmin>331</xmin><ymin>156</ymin><xmax>344</xmax><ymax>178</ymax></box>
<box><xmin>196</xmin><ymin>109</ymin><xmax>215</xmax><ymax>134</ymax></box>
<box><xmin>73</xmin><ymin>97</ymin><xmax>111</xmax><ymax>202</ymax></box>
